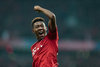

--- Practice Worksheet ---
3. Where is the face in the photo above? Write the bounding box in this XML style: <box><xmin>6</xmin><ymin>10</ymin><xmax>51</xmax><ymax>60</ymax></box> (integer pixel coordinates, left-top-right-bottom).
<box><xmin>32</xmin><ymin>21</ymin><xmax>47</xmax><ymax>41</ymax></box>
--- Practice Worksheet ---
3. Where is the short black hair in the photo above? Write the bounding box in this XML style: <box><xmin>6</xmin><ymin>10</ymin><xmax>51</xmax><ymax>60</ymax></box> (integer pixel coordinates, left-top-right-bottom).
<box><xmin>32</xmin><ymin>17</ymin><xmax>45</xmax><ymax>27</ymax></box>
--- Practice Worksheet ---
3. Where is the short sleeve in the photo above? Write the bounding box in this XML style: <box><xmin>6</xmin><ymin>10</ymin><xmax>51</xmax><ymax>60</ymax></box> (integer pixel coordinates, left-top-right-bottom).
<box><xmin>47</xmin><ymin>27</ymin><xmax>59</xmax><ymax>40</ymax></box>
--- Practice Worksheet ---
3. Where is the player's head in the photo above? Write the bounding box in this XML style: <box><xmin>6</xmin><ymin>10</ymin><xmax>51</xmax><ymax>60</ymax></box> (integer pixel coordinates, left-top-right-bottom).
<box><xmin>32</xmin><ymin>17</ymin><xmax>47</xmax><ymax>41</ymax></box>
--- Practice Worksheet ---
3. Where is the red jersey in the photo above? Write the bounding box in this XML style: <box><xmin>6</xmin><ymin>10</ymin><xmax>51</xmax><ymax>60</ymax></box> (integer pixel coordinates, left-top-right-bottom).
<box><xmin>31</xmin><ymin>27</ymin><xmax>59</xmax><ymax>67</ymax></box>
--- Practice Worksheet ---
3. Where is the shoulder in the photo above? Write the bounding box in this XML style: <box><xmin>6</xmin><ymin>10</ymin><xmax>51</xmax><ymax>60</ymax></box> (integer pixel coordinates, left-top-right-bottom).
<box><xmin>31</xmin><ymin>42</ymin><xmax>38</xmax><ymax>50</ymax></box>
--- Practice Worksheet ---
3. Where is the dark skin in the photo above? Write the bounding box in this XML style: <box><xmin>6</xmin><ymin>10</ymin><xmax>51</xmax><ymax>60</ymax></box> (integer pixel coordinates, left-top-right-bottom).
<box><xmin>32</xmin><ymin>5</ymin><xmax>57</xmax><ymax>41</ymax></box>
<box><xmin>33</xmin><ymin>21</ymin><xmax>47</xmax><ymax>41</ymax></box>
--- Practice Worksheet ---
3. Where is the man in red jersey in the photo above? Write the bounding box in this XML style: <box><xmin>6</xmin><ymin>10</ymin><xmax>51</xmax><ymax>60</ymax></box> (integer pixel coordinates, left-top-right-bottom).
<box><xmin>31</xmin><ymin>5</ymin><xmax>59</xmax><ymax>67</ymax></box>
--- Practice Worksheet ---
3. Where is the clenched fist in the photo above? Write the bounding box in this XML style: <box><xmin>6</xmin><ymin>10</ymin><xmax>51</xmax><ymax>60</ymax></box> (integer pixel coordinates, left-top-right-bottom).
<box><xmin>34</xmin><ymin>5</ymin><xmax>42</xmax><ymax>12</ymax></box>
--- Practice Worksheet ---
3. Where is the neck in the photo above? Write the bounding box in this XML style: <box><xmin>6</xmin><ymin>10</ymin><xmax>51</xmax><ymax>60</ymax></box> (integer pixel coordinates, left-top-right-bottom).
<box><xmin>38</xmin><ymin>39</ymin><xmax>42</xmax><ymax>41</ymax></box>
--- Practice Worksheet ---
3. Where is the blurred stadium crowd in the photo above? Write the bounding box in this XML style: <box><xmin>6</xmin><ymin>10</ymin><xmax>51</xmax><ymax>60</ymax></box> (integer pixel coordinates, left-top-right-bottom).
<box><xmin>0</xmin><ymin>0</ymin><xmax>100</xmax><ymax>67</ymax></box>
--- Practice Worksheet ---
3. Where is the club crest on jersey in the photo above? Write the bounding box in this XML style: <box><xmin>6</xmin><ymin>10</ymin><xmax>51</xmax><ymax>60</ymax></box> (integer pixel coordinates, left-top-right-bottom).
<box><xmin>32</xmin><ymin>45</ymin><xmax>43</xmax><ymax>57</ymax></box>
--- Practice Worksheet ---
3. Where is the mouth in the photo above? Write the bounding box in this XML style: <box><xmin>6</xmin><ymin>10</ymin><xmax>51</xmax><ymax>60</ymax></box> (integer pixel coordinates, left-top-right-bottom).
<box><xmin>38</xmin><ymin>30</ymin><xmax>44</xmax><ymax>37</ymax></box>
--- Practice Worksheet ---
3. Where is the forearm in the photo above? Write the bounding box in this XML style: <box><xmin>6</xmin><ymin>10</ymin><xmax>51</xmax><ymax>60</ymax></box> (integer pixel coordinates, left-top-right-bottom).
<box><xmin>34</xmin><ymin>6</ymin><xmax>55</xmax><ymax>19</ymax></box>
<box><xmin>39</xmin><ymin>7</ymin><xmax>55</xmax><ymax>19</ymax></box>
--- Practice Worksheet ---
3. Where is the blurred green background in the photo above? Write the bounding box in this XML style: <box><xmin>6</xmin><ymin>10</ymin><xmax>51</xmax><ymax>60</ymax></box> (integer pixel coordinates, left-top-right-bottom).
<box><xmin>0</xmin><ymin>0</ymin><xmax>100</xmax><ymax>67</ymax></box>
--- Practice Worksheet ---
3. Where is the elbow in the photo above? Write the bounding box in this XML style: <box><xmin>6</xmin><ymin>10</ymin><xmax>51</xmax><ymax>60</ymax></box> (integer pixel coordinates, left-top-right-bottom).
<box><xmin>50</xmin><ymin>13</ymin><xmax>56</xmax><ymax>19</ymax></box>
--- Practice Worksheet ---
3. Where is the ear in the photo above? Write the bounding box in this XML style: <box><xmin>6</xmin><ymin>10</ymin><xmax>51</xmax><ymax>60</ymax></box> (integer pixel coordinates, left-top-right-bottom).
<box><xmin>32</xmin><ymin>29</ymin><xmax>34</xmax><ymax>33</ymax></box>
<box><xmin>46</xmin><ymin>26</ymin><xmax>47</xmax><ymax>31</ymax></box>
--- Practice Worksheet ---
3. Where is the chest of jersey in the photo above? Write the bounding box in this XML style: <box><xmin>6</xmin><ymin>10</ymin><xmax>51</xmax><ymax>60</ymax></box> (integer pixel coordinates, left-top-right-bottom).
<box><xmin>31</xmin><ymin>37</ymin><xmax>58</xmax><ymax>61</ymax></box>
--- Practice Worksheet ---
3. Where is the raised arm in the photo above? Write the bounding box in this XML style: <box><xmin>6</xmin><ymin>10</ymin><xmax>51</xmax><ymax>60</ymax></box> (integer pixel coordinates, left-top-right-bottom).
<box><xmin>34</xmin><ymin>5</ymin><xmax>57</xmax><ymax>32</ymax></box>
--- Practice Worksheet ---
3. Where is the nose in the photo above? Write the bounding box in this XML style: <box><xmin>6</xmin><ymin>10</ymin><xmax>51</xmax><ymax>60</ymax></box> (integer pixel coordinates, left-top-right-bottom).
<box><xmin>38</xmin><ymin>26</ymin><xmax>43</xmax><ymax>30</ymax></box>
